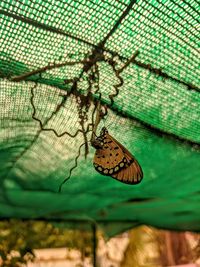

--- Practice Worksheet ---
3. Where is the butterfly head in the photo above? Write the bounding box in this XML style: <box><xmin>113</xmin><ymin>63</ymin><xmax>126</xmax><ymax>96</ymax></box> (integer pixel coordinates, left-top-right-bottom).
<box><xmin>91</xmin><ymin>127</ymin><xmax>108</xmax><ymax>149</ymax></box>
<box><xmin>100</xmin><ymin>127</ymin><xmax>108</xmax><ymax>137</ymax></box>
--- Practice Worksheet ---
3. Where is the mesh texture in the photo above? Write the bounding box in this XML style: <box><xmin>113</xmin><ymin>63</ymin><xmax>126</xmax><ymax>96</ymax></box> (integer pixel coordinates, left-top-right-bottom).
<box><xmin>0</xmin><ymin>0</ymin><xmax>200</xmax><ymax>234</ymax></box>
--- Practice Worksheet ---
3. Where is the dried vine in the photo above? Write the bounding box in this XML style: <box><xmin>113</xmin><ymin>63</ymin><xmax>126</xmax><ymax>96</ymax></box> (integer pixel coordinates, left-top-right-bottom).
<box><xmin>58</xmin><ymin>51</ymin><xmax>140</xmax><ymax>191</ymax></box>
<box><xmin>25</xmin><ymin>47</ymin><xmax>139</xmax><ymax>191</ymax></box>
<box><xmin>31</xmin><ymin>85</ymin><xmax>83</xmax><ymax>138</ymax></box>
<box><xmin>58</xmin><ymin>142</ymin><xmax>87</xmax><ymax>193</ymax></box>
<box><xmin>11</xmin><ymin>60</ymin><xmax>86</xmax><ymax>82</ymax></box>
<box><xmin>107</xmin><ymin>51</ymin><xmax>140</xmax><ymax>106</ymax></box>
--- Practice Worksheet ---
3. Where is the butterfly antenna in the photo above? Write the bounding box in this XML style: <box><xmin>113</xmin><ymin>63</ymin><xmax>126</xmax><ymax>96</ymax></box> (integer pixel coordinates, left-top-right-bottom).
<box><xmin>103</xmin><ymin>117</ymin><xmax>108</xmax><ymax>127</ymax></box>
<box><xmin>91</xmin><ymin>130</ymin><xmax>98</xmax><ymax>137</ymax></box>
<box><xmin>106</xmin><ymin>114</ymin><xmax>116</xmax><ymax>129</ymax></box>
<box><xmin>58</xmin><ymin>142</ymin><xmax>89</xmax><ymax>193</ymax></box>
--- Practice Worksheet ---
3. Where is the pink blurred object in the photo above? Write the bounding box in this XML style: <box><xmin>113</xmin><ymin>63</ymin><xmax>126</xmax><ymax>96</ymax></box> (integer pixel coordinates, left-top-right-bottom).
<box><xmin>169</xmin><ymin>264</ymin><xmax>197</xmax><ymax>267</ymax></box>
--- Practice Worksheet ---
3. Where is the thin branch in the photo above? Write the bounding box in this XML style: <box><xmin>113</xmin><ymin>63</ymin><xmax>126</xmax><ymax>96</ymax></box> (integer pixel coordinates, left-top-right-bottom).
<box><xmin>11</xmin><ymin>60</ymin><xmax>86</xmax><ymax>82</ymax></box>
<box><xmin>31</xmin><ymin>85</ymin><xmax>83</xmax><ymax>138</ymax></box>
<box><xmin>132</xmin><ymin>58</ymin><xmax>200</xmax><ymax>92</ymax></box>
<box><xmin>118</xmin><ymin>51</ymin><xmax>140</xmax><ymax>73</ymax></box>
<box><xmin>3</xmin><ymin>9</ymin><xmax>198</xmax><ymax>92</ymax></box>
<box><xmin>108</xmin><ymin>51</ymin><xmax>140</xmax><ymax>106</ymax></box>
<box><xmin>107</xmin><ymin>57</ymin><xmax>123</xmax><ymax>106</ymax></box>
<box><xmin>58</xmin><ymin>142</ymin><xmax>87</xmax><ymax>193</ymax></box>
<box><xmin>91</xmin><ymin>101</ymin><xmax>101</xmax><ymax>144</ymax></box>
<box><xmin>100</xmin><ymin>0</ymin><xmax>137</xmax><ymax>46</ymax></box>
<box><xmin>1</xmin><ymin>9</ymin><xmax>96</xmax><ymax>49</ymax></box>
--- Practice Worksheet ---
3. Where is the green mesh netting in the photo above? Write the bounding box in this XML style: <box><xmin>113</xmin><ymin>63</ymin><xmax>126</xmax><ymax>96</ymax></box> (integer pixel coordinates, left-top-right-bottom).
<box><xmin>0</xmin><ymin>0</ymin><xmax>200</xmax><ymax>234</ymax></box>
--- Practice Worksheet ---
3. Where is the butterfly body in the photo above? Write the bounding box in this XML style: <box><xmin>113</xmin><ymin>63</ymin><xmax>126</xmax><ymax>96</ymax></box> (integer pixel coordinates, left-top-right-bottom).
<box><xmin>92</xmin><ymin>127</ymin><xmax>143</xmax><ymax>184</ymax></box>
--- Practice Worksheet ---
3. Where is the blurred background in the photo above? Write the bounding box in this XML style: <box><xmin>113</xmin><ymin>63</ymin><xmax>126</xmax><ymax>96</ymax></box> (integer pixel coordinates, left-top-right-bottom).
<box><xmin>0</xmin><ymin>220</ymin><xmax>199</xmax><ymax>267</ymax></box>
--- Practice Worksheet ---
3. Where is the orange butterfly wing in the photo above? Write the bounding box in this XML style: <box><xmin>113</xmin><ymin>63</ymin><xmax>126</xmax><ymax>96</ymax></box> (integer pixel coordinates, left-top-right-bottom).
<box><xmin>109</xmin><ymin>135</ymin><xmax>143</xmax><ymax>184</ymax></box>
<box><xmin>93</xmin><ymin>130</ymin><xmax>143</xmax><ymax>184</ymax></box>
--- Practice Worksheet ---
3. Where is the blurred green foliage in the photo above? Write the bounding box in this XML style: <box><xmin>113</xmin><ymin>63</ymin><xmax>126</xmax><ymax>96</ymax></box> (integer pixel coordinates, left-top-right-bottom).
<box><xmin>0</xmin><ymin>219</ymin><xmax>93</xmax><ymax>267</ymax></box>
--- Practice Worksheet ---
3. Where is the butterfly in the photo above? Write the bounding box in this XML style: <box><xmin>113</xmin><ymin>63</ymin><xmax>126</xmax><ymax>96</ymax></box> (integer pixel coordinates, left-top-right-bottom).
<box><xmin>91</xmin><ymin>127</ymin><xmax>143</xmax><ymax>184</ymax></box>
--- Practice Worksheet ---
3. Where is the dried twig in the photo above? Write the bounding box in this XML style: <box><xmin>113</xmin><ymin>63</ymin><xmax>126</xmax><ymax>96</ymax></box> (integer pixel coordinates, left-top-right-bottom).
<box><xmin>119</xmin><ymin>55</ymin><xmax>200</xmax><ymax>92</ymax></box>
<box><xmin>107</xmin><ymin>51</ymin><xmax>140</xmax><ymax>106</ymax></box>
<box><xmin>31</xmin><ymin>85</ymin><xmax>83</xmax><ymax>138</ymax></box>
<box><xmin>91</xmin><ymin>101</ymin><xmax>102</xmax><ymax>144</ymax></box>
<box><xmin>11</xmin><ymin>60</ymin><xmax>86</xmax><ymax>82</ymax></box>
<box><xmin>118</xmin><ymin>51</ymin><xmax>140</xmax><ymax>73</ymax></box>
<box><xmin>58</xmin><ymin>142</ymin><xmax>87</xmax><ymax>193</ymax></box>
<box><xmin>28</xmin><ymin>47</ymin><xmax>128</xmax><ymax>192</ymax></box>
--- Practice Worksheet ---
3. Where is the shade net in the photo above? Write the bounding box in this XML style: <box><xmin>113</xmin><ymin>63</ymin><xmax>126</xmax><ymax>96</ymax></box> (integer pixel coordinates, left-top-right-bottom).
<box><xmin>0</xmin><ymin>0</ymin><xmax>200</xmax><ymax>235</ymax></box>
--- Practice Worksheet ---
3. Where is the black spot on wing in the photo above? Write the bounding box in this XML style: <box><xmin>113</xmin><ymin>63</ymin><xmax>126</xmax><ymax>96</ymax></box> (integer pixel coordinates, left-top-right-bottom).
<box><xmin>107</xmin><ymin>141</ymin><xmax>112</xmax><ymax>144</ymax></box>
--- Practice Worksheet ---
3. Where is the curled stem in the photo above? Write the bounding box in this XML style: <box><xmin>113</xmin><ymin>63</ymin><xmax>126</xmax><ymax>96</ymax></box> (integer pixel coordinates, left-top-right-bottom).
<box><xmin>58</xmin><ymin>142</ymin><xmax>89</xmax><ymax>193</ymax></box>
